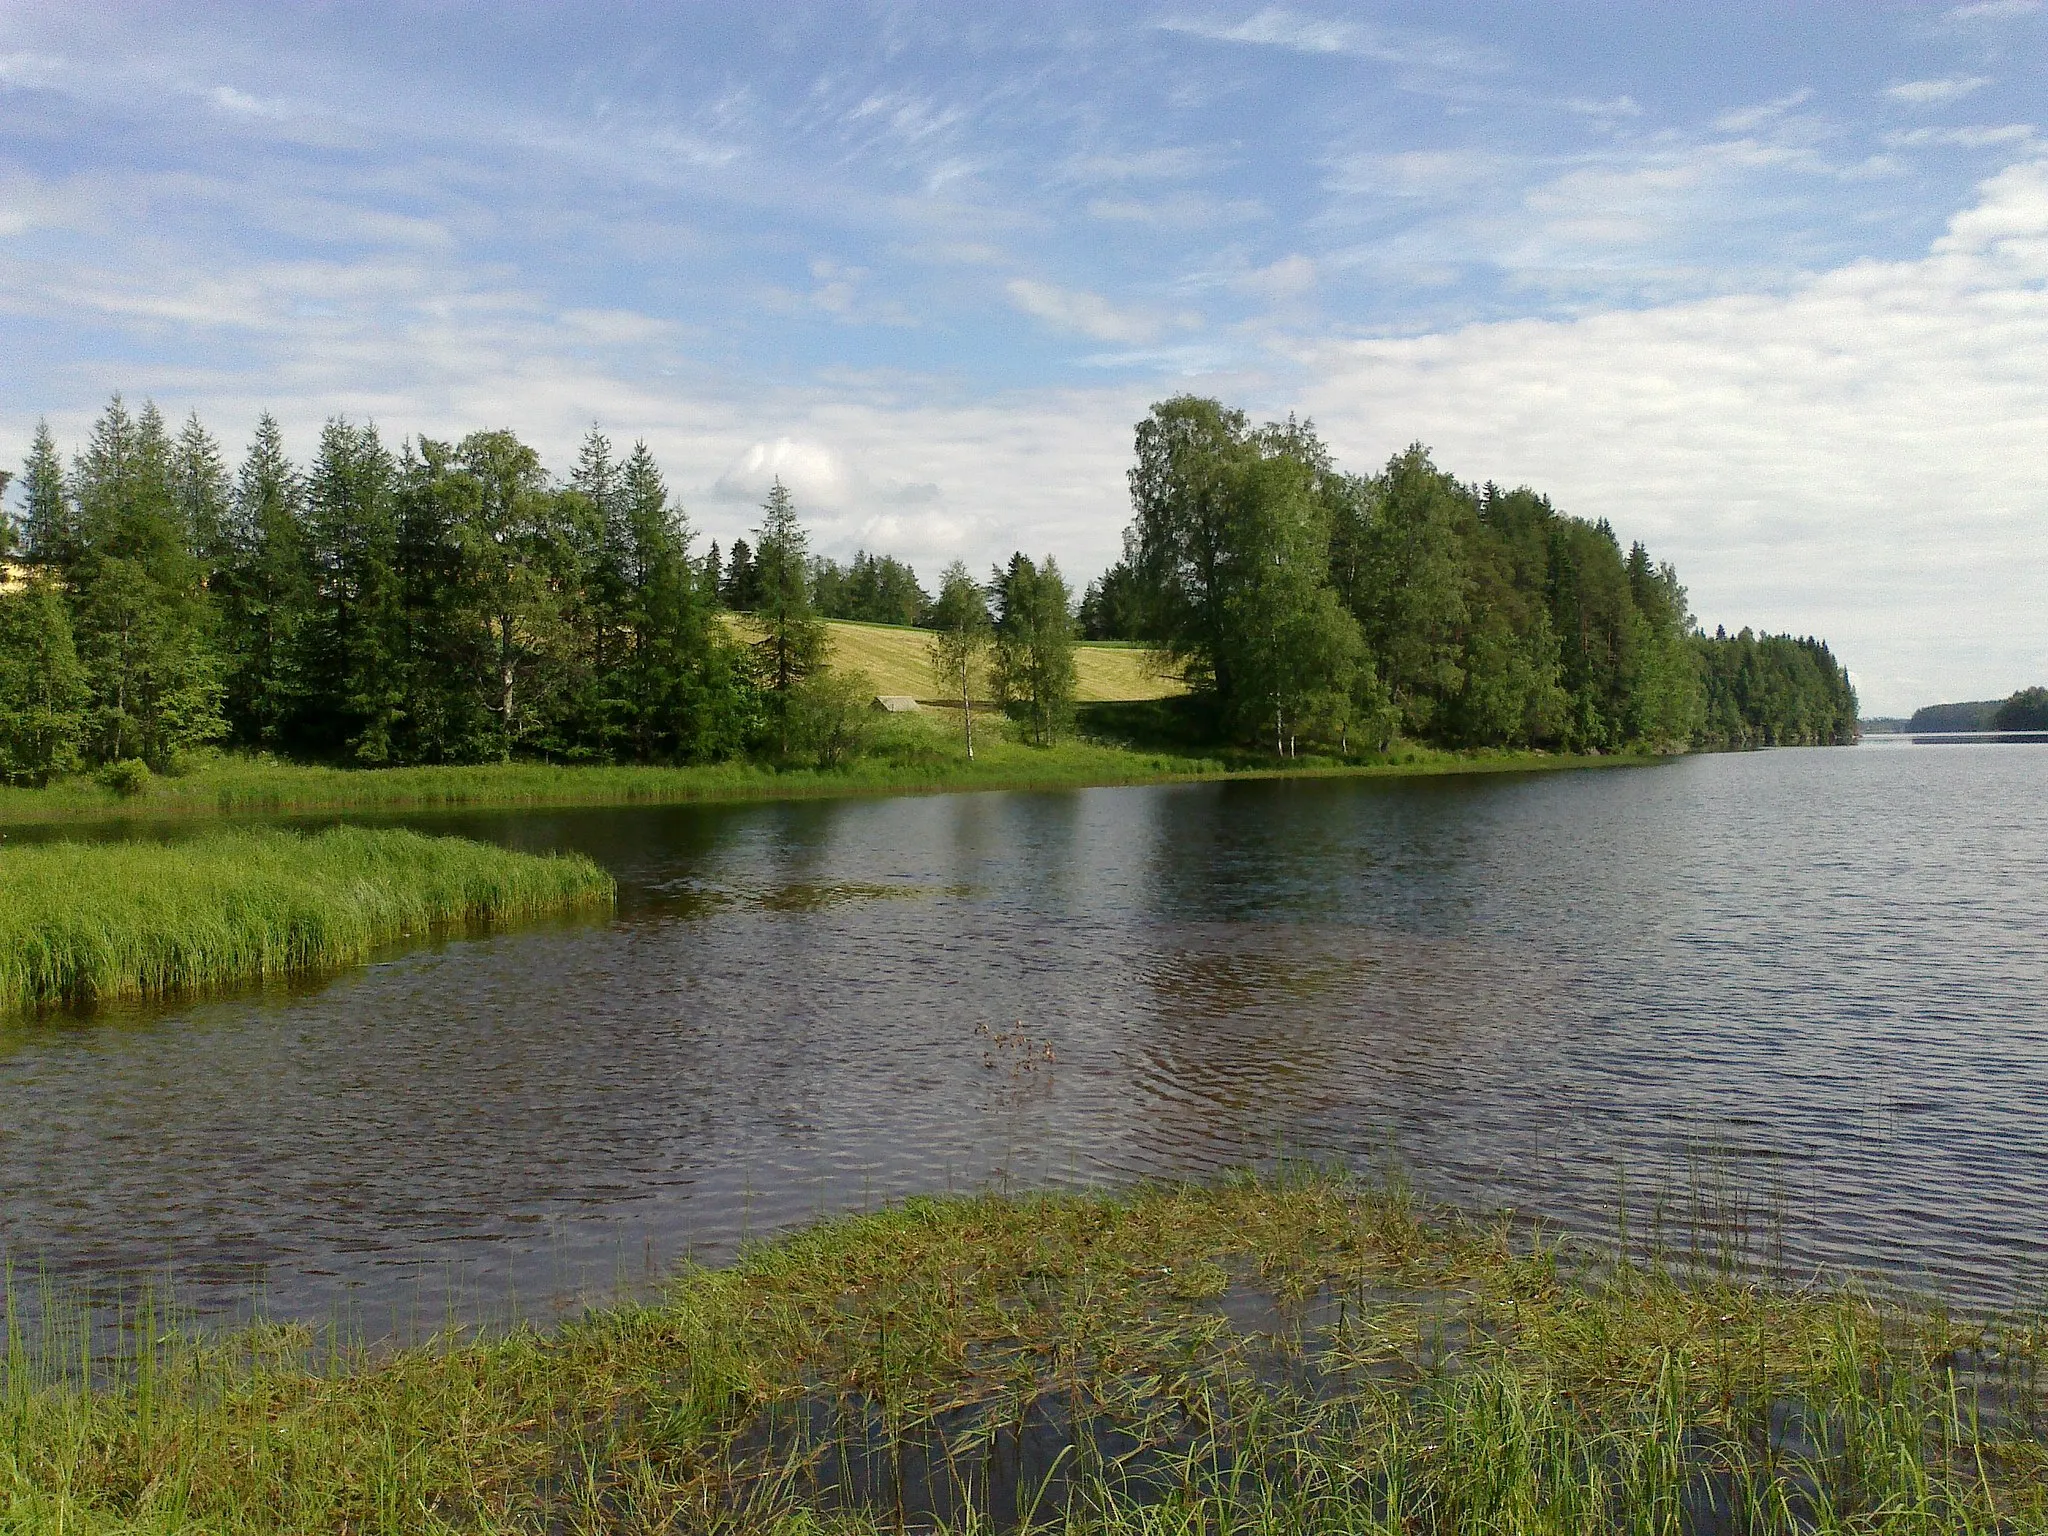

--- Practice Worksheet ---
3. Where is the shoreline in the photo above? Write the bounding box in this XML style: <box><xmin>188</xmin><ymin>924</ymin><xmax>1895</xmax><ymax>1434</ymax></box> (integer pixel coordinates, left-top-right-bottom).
<box><xmin>0</xmin><ymin>740</ymin><xmax>1662</xmax><ymax>832</ymax></box>
<box><xmin>7</xmin><ymin>1172</ymin><xmax>2037</xmax><ymax>1530</ymax></box>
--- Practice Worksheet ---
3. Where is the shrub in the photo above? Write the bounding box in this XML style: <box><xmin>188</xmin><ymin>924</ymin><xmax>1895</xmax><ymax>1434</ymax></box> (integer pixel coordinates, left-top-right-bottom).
<box><xmin>99</xmin><ymin>758</ymin><xmax>152</xmax><ymax>798</ymax></box>
<box><xmin>787</xmin><ymin>669</ymin><xmax>881</xmax><ymax>768</ymax></box>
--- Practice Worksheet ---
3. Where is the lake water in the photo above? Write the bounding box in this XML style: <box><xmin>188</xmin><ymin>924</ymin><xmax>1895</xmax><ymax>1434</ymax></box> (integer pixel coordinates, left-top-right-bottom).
<box><xmin>2</xmin><ymin>740</ymin><xmax>2045</xmax><ymax>1328</ymax></box>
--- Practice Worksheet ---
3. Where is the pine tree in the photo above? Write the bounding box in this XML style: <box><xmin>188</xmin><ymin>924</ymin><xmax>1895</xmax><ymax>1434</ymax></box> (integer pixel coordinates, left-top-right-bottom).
<box><xmin>722</xmin><ymin>538</ymin><xmax>759</xmax><ymax>610</ymax></box>
<box><xmin>67</xmin><ymin>397</ymin><xmax>224</xmax><ymax>766</ymax></box>
<box><xmin>172</xmin><ymin>412</ymin><xmax>232</xmax><ymax>567</ymax></box>
<box><xmin>748</xmin><ymin>482</ymin><xmax>826</xmax><ymax>755</ymax></box>
<box><xmin>302</xmin><ymin>418</ymin><xmax>404</xmax><ymax>762</ymax></box>
<box><xmin>221</xmin><ymin>413</ymin><xmax>313</xmax><ymax>747</ymax></box>
<box><xmin>615</xmin><ymin>442</ymin><xmax>750</xmax><ymax>761</ymax></box>
<box><xmin>19</xmin><ymin>421</ymin><xmax>72</xmax><ymax>571</ymax></box>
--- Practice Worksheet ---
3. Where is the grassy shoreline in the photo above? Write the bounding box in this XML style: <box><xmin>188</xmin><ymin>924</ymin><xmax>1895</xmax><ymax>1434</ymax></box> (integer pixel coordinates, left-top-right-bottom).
<box><xmin>0</xmin><ymin>826</ymin><xmax>615</xmax><ymax>1013</ymax></box>
<box><xmin>0</xmin><ymin>734</ymin><xmax>1652</xmax><ymax>832</ymax></box>
<box><xmin>5</xmin><ymin>1172</ymin><xmax>2042</xmax><ymax>1531</ymax></box>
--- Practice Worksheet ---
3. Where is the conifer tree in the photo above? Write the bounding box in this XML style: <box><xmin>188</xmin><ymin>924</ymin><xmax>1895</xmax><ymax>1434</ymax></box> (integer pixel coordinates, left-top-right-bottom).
<box><xmin>302</xmin><ymin>418</ymin><xmax>404</xmax><ymax>762</ymax></box>
<box><xmin>748</xmin><ymin>481</ymin><xmax>826</xmax><ymax>755</ymax></box>
<box><xmin>67</xmin><ymin>397</ymin><xmax>223</xmax><ymax>766</ymax></box>
<box><xmin>18</xmin><ymin>421</ymin><xmax>72</xmax><ymax>571</ymax></box>
<box><xmin>172</xmin><ymin>412</ymin><xmax>232</xmax><ymax>567</ymax></box>
<box><xmin>222</xmin><ymin>413</ymin><xmax>312</xmax><ymax>747</ymax></box>
<box><xmin>615</xmin><ymin>441</ymin><xmax>749</xmax><ymax>761</ymax></box>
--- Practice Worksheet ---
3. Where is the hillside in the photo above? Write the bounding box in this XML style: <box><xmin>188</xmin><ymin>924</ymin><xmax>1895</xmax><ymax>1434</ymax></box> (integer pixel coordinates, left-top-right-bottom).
<box><xmin>730</xmin><ymin>616</ymin><xmax>1183</xmax><ymax>703</ymax></box>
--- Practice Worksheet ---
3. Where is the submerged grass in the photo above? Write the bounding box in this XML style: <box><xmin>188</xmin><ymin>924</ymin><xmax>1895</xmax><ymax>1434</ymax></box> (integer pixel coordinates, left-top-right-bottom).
<box><xmin>0</xmin><ymin>826</ymin><xmax>615</xmax><ymax>1013</ymax></box>
<box><xmin>6</xmin><ymin>1172</ymin><xmax>2046</xmax><ymax>1532</ymax></box>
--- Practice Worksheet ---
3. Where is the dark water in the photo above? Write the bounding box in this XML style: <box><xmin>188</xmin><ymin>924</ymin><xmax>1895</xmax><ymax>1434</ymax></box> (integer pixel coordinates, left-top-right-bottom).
<box><xmin>3</xmin><ymin>741</ymin><xmax>2045</xmax><ymax>1325</ymax></box>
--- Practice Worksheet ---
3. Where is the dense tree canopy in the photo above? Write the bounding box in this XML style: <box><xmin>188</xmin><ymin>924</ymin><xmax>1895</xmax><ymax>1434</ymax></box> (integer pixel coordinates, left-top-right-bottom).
<box><xmin>1993</xmin><ymin>686</ymin><xmax>2048</xmax><ymax>731</ymax></box>
<box><xmin>0</xmin><ymin>392</ymin><xmax>1857</xmax><ymax>783</ymax></box>
<box><xmin>1116</xmin><ymin>395</ymin><xmax>1854</xmax><ymax>756</ymax></box>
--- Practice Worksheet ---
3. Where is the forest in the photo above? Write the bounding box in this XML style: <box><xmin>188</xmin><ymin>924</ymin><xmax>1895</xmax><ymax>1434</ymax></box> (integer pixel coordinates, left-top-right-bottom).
<box><xmin>1091</xmin><ymin>397</ymin><xmax>1856</xmax><ymax>755</ymax></box>
<box><xmin>0</xmin><ymin>393</ymin><xmax>1856</xmax><ymax>786</ymax></box>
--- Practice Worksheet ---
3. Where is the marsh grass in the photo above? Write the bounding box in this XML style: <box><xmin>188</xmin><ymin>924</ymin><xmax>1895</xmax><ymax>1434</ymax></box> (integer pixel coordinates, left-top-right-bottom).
<box><xmin>0</xmin><ymin>826</ymin><xmax>615</xmax><ymax>1013</ymax></box>
<box><xmin>0</xmin><ymin>709</ymin><xmax>1637</xmax><ymax>832</ymax></box>
<box><xmin>5</xmin><ymin>1172</ymin><xmax>2047</xmax><ymax>1531</ymax></box>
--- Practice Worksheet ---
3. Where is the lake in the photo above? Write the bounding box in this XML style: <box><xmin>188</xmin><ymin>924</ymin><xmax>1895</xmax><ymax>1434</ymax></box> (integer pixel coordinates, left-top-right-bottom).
<box><xmin>2</xmin><ymin>739</ymin><xmax>2045</xmax><ymax>1329</ymax></box>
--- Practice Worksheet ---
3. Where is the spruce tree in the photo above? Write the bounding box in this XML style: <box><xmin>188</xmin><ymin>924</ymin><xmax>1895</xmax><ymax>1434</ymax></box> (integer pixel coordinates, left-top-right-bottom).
<box><xmin>67</xmin><ymin>398</ymin><xmax>224</xmax><ymax>766</ymax></box>
<box><xmin>223</xmin><ymin>413</ymin><xmax>313</xmax><ymax>748</ymax></box>
<box><xmin>748</xmin><ymin>481</ymin><xmax>826</xmax><ymax>755</ymax></box>
<box><xmin>302</xmin><ymin>418</ymin><xmax>404</xmax><ymax>762</ymax></box>
<box><xmin>19</xmin><ymin>421</ymin><xmax>72</xmax><ymax>571</ymax></box>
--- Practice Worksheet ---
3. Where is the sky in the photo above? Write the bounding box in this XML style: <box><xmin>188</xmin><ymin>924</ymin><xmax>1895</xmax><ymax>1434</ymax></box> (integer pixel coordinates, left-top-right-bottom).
<box><xmin>2</xmin><ymin>1</ymin><xmax>2045</xmax><ymax>715</ymax></box>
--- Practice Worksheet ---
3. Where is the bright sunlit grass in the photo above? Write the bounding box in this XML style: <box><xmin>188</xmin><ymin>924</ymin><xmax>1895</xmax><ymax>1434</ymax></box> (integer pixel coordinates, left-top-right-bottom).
<box><xmin>4</xmin><ymin>1171</ymin><xmax>2042</xmax><ymax>1531</ymax></box>
<box><xmin>0</xmin><ymin>826</ymin><xmax>615</xmax><ymax>1013</ymax></box>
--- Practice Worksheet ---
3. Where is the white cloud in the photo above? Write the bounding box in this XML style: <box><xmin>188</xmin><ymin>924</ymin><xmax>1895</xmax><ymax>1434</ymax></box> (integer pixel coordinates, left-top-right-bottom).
<box><xmin>1156</xmin><ymin>9</ymin><xmax>1506</xmax><ymax>73</ymax></box>
<box><xmin>1562</xmin><ymin>96</ymin><xmax>1643</xmax><ymax>122</ymax></box>
<box><xmin>1947</xmin><ymin>0</ymin><xmax>2040</xmax><ymax>18</ymax></box>
<box><xmin>1005</xmin><ymin>278</ymin><xmax>1175</xmax><ymax>343</ymax></box>
<box><xmin>1885</xmin><ymin>76</ymin><xmax>1990</xmax><ymax>107</ymax></box>
<box><xmin>1714</xmin><ymin>89</ymin><xmax>1815</xmax><ymax>134</ymax></box>
<box><xmin>712</xmin><ymin>437</ymin><xmax>853</xmax><ymax>509</ymax></box>
<box><xmin>1234</xmin><ymin>253</ymin><xmax>1318</xmax><ymax>301</ymax></box>
<box><xmin>1887</xmin><ymin>124</ymin><xmax>2038</xmax><ymax>150</ymax></box>
<box><xmin>1085</xmin><ymin>192</ymin><xmax>1265</xmax><ymax>228</ymax></box>
<box><xmin>1289</xmin><ymin>156</ymin><xmax>2048</xmax><ymax>714</ymax></box>
<box><xmin>208</xmin><ymin>84</ymin><xmax>290</xmax><ymax>120</ymax></box>
<box><xmin>1063</xmin><ymin>146</ymin><xmax>1227</xmax><ymax>183</ymax></box>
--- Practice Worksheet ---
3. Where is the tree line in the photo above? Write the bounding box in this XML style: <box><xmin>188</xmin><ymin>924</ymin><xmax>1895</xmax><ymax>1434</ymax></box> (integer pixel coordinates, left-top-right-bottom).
<box><xmin>1087</xmin><ymin>395</ymin><xmax>1855</xmax><ymax>756</ymax></box>
<box><xmin>0</xmin><ymin>393</ymin><xmax>1854</xmax><ymax>785</ymax></box>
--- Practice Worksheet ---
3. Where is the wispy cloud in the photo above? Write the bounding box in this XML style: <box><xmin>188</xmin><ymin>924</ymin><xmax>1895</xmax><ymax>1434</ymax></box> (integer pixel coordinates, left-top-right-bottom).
<box><xmin>1086</xmin><ymin>192</ymin><xmax>1265</xmax><ymax>228</ymax></box>
<box><xmin>1887</xmin><ymin>124</ymin><xmax>2038</xmax><ymax>149</ymax></box>
<box><xmin>1714</xmin><ymin>89</ymin><xmax>1815</xmax><ymax>134</ymax></box>
<box><xmin>1886</xmin><ymin>76</ymin><xmax>1991</xmax><ymax>107</ymax></box>
<box><xmin>1947</xmin><ymin>0</ymin><xmax>2040</xmax><ymax>19</ymax></box>
<box><xmin>1156</xmin><ymin>8</ymin><xmax>1506</xmax><ymax>73</ymax></box>
<box><xmin>1062</xmin><ymin>146</ymin><xmax>1228</xmax><ymax>183</ymax></box>
<box><xmin>1005</xmin><ymin>278</ymin><xmax>1180</xmax><ymax>343</ymax></box>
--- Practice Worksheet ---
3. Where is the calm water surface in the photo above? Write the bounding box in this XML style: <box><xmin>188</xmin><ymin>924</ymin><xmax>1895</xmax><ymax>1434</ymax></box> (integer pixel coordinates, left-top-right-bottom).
<box><xmin>2</xmin><ymin>742</ymin><xmax>2045</xmax><ymax>1323</ymax></box>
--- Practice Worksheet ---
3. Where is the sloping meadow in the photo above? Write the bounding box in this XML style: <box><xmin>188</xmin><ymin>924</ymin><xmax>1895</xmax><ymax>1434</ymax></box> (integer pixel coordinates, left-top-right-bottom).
<box><xmin>0</xmin><ymin>825</ymin><xmax>615</xmax><ymax>1013</ymax></box>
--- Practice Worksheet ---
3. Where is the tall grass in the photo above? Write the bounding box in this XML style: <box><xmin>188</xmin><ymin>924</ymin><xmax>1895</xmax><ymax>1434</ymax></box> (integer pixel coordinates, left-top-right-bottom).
<box><xmin>0</xmin><ymin>718</ymin><xmax>1637</xmax><ymax>831</ymax></box>
<box><xmin>0</xmin><ymin>826</ymin><xmax>615</xmax><ymax>1012</ymax></box>
<box><xmin>4</xmin><ymin>1173</ymin><xmax>2044</xmax><ymax>1531</ymax></box>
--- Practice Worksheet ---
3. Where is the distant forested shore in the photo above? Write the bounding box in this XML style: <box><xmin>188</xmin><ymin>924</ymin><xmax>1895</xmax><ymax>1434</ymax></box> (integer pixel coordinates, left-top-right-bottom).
<box><xmin>1864</xmin><ymin>688</ymin><xmax>2048</xmax><ymax>734</ymax></box>
<box><xmin>0</xmin><ymin>392</ymin><xmax>1853</xmax><ymax>789</ymax></box>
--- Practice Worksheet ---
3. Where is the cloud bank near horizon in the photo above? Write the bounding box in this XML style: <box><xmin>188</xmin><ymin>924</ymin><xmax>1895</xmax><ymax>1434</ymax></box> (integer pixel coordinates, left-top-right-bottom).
<box><xmin>1</xmin><ymin>2</ymin><xmax>2045</xmax><ymax>714</ymax></box>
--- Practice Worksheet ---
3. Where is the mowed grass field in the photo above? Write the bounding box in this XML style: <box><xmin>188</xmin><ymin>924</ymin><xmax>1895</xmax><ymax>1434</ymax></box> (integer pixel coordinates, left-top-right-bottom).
<box><xmin>735</xmin><ymin>616</ymin><xmax>1184</xmax><ymax>703</ymax></box>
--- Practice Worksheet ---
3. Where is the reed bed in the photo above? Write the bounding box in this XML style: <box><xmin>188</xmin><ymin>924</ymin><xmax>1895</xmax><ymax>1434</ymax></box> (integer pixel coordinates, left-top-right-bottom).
<box><xmin>0</xmin><ymin>716</ymin><xmax>1627</xmax><ymax>831</ymax></box>
<box><xmin>5</xmin><ymin>1172</ymin><xmax>2046</xmax><ymax>1532</ymax></box>
<box><xmin>0</xmin><ymin>826</ymin><xmax>616</xmax><ymax>1012</ymax></box>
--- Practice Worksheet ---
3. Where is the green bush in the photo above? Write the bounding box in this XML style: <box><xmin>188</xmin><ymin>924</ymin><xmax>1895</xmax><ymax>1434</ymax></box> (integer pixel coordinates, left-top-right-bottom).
<box><xmin>99</xmin><ymin>758</ymin><xmax>152</xmax><ymax>798</ymax></box>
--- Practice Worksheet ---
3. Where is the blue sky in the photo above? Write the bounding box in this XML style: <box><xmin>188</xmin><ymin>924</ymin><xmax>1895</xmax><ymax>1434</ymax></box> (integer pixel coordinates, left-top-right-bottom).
<box><xmin>4</xmin><ymin>1</ymin><xmax>2046</xmax><ymax>712</ymax></box>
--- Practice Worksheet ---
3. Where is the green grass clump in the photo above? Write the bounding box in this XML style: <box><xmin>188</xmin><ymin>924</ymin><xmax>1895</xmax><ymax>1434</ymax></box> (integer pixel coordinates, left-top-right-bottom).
<box><xmin>0</xmin><ymin>826</ymin><xmax>615</xmax><ymax>1012</ymax></box>
<box><xmin>6</xmin><ymin>1174</ymin><xmax>2046</xmax><ymax>1531</ymax></box>
<box><xmin>0</xmin><ymin>708</ymin><xmax>1642</xmax><ymax>832</ymax></box>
